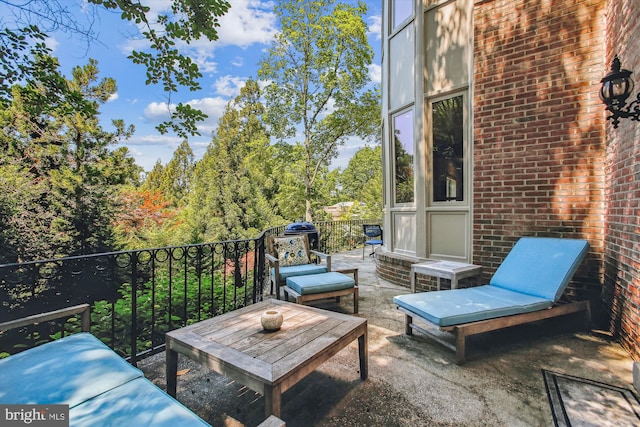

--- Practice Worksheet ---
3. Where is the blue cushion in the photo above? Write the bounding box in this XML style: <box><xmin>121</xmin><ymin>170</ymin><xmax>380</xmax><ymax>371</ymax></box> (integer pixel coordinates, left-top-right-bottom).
<box><xmin>272</xmin><ymin>264</ymin><xmax>327</xmax><ymax>281</ymax></box>
<box><xmin>489</xmin><ymin>237</ymin><xmax>589</xmax><ymax>301</ymax></box>
<box><xmin>286</xmin><ymin>272</ymin><xmax>355</xmax><ymax>295</ymax></box>
<box><xmin>365</xmin><ymin>239</ymin><xmax>383</xmax><ymax>245</ymax></box>
<box><xmin>69</xmin><ymin>378</ymin><xmax>210</xmax><ymax>427</ymax></box>
<box><xmin>393</xmin><ymin>285</ymin><xmax>552</xmax><ymax>327</ymax></box>
<box><xmin>0</xmin><ymin>333</ymin><xmax>143</xmax><ymax>407</ymax></box>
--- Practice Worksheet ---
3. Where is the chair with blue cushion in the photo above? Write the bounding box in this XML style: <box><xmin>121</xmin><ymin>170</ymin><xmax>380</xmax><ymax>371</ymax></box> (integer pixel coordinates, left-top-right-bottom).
<box><xmin>363</xmin><ymin>224</ymin><xmax>383</xmax><ymax>259</ymax></box>
<box><xmin>393</xmin><ymin>237</ymin><xmax>591</xmax><ymax>364</ymax></box>
<box><xmin>266</xmin><ymin>234</ymin><xmax>332</xmax><ymax>299</ymax></box>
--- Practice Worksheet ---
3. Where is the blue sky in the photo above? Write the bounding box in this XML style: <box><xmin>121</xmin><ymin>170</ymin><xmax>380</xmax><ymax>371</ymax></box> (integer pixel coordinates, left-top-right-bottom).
<box><xmin>36</xmin><ymin>0</ymin><xmax>382</xmax><ymax>172</ymax></box>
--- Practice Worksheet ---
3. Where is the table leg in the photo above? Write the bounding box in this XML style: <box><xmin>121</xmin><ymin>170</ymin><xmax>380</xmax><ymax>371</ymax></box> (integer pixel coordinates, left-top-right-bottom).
<box><xmin>264</xmin><ymin>384</ymin><xmax>282</xmax><ymax>418</ymax></box>
<box><xmin>358</xmin><ymin>330</ymin><xmax>368</xmax><ymax>380</ymax></box>
<box><xmin>451</xmin><ymin>277</ymin><xmax>458</xmax><ymax>289</ymax></box>
<box><xmin>410</xmin><ymin>267</ymin><xmax>416</xmax><ymax>292</ymax></box>
<box><xmin>166</xmin><ymin>347</ymin><xmax>178</xmax><ymax>397</ymax></box>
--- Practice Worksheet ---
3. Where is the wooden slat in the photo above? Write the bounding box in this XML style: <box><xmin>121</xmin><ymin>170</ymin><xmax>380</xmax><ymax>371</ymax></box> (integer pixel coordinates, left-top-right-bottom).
<box><xmin>453</xmin><ymin>301</ymin><xmax>590</xmax><ymax>336</ymax></box>
<box><xmin>0</xmin><ymin>304</ymin><xmax>90</xmax><ymax>332</ymax></box>
<box><xmin>256</xmin><ymin>317</ymin><xmax>345</xmax><ymax>363</ymax></box>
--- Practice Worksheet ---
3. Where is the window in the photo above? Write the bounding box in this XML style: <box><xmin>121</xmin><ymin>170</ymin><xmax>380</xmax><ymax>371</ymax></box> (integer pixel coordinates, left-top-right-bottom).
<box><xmin>392</xmin><ymin>0</ymin><xmax>413</xmax><ymax>30</ymax></box>
<box><xmin>432</xmin><ymin>95</ymin><xmax>464</xmax><ymax>202</ymax></box>
<box><xmin>393</xmin><ymin>109</ymin><xmax>414</xmax><ymax>204</ymax></box>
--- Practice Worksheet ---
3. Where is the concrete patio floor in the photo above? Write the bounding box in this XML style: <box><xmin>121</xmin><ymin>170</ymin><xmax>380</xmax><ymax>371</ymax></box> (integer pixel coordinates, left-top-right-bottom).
<box><xmin>138</xmin><ymin>249</ymin><xmax>635</xmax><ymax>427</ymax></box>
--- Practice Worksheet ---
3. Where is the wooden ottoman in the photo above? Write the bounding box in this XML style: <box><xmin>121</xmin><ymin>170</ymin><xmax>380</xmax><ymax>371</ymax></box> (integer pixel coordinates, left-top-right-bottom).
<box><xmin>283</xmin><ymin>269</ymin><xmax>359</xmax><ymax>313</ymax></box>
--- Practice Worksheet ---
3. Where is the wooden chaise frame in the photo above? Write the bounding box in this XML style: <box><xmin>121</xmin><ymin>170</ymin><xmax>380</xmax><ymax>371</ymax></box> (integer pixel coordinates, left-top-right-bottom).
<box><xmin>399</xmin><ymin>300</ymin><xmax>591</xmax><ymax>365</ymax></box>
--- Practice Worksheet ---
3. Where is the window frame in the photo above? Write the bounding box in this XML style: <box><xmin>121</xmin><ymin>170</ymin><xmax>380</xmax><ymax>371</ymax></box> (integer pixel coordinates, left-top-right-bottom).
<box><xmin>427</xmin><ymin>91</ymin><xmax>469</xmax><ymax>206</ymax></box>
<box><xmin>391</xmin><ymin>106</ymin><xmax>416</xmax><ymax>206</ymax></box>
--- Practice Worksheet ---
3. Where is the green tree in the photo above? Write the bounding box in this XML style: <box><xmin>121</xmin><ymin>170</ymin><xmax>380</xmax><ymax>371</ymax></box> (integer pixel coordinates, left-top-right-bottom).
<box><xmin>184</xmin><ymin>79</ymin><xmax>281</xmax><ymax>242</ymax></box>
<box><xmin>0</xmin><ymin>0</ymin><xmax>231</xmax><ymax>137</ymax></box>
<box><xmin>158</xmin><ymin>140</ymin><xmax>195</xmax><ymax>207</ymax></box>
<box><xmin>142</xmin><ymin>160</ymin><xmax>165</xmax><ymax>192</ymax></box>
<box><xmin>338</xmin><ymin>145</ymin><xmax>383</xmax><ymax>218</ymax></box>
<box><xmin>258</xmin><ymin>0</ymin><xmax>380</xmax><ymax>222</ymax></box>
<box><xmin>0</xmin><ymin>58</ymin><xmax>140</xmax><ymax>261</ymax></box>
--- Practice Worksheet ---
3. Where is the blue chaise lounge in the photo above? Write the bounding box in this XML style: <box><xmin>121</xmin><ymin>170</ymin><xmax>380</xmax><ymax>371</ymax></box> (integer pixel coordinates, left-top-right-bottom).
<box><xmin>393</xmin><ymin>237</ymin><xmax>591</xmax><ymax>364</ymax></box>
<box><xmin>0</xmin><ymin>305</ymin><xmax>285</xmax><ymax>427</ymax></box>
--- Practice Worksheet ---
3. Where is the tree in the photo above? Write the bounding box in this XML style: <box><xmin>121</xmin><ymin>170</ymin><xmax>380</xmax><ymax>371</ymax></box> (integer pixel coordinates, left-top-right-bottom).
<box><xmin>338</xmin><ymin>145</ymin><xmax>383</xmax><ymax>218</ymax></box>
<box><xmin>258</xmin><ymin>0</ymin><xmax>380</xmax><ymax>222</ymax></box>
<box><xmin>113</xmin><ymin>189</ymin><xmax>177</xmax><ymax>249</ymax></box>
<box><xmin>0</xmin><ymin>0</ymin><xmax>231</xmax><ymax>137</ymax></box>
<box><xmin>0</xmin><ymin>58</ymin><xmax>140</xmax><ymax>261</ymax></box>
<box><xmin>184</xmin><ymin>79</ymin><xmax>281</xmax><ymax>242</ymax></box>
<box><xmin>157</xmin><ymin>140</ymin><xmax>195</xmax><ymax>207</ymax></box>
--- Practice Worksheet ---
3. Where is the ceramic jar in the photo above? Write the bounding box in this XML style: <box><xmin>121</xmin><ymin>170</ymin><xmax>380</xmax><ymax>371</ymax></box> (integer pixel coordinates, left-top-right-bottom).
<box><xmin>261</xmin><ymin>310</ymin><xmax>283</xmax><ymax>331</ymax></box>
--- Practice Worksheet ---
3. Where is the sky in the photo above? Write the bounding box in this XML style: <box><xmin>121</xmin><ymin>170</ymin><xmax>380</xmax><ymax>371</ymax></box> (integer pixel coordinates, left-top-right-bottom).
<box><xmin>25</xmin><ymin>0</ymin><xmax>383</xmax><ymax>172</ymax></box>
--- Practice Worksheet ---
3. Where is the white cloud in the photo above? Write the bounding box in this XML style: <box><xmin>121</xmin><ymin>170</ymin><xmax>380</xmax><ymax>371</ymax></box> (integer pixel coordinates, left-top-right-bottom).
<box><xmin>126</xmin><ymin>133</ymin><xmax>182</xmax><ymax>147</ymax></box>
<box><xmin>186</xmin><ymin>97</ymin><xmax>230</xmax><ymax>133</ymax></box>
<box><xmin>216</xmin><ymin>0</ymin><xmax>278</xmax><ymax>48</ymax></box>
<box><xmin>107</xmin><ymin>93</ymin><xmax>119</xmax><ymax>102</ymax></box>
<box><xmin>232</xmin><ymin>56</ymin><xmax>244</xmax><ymax>67</ymax></box>
<box><xmin>369</xmin><ymin>63</ymin><xmax>381</xmax><ymax>84</ymax></box>
<box><xmin>45</xmin><ymin>37</ymin><xmax>60</xmax><ymax>52</ymax></box>
<box><xmin>143</xmin><ymin>97</ymin><xmax>229</xmax><ymax>133</ymax></box>
<box><xmin>368</xmin><ymin>14</ymin><xmax>382</xmax><ymax>40</ymax></box>
<box><xmin>214</xmin><ymin>75</ymin><xmax>247</xmax><ymax>97</ymax></box>
<box><xmin>143</xmin><ymin>102</ymin><xmax>174</xmax><ymax>122</ymax></box>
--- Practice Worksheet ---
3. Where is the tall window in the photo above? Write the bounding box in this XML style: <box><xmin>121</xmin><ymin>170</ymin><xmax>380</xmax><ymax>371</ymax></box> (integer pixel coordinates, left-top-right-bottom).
<box><xmin>432</xmin><ymin>95</ymin><xmax>464</xmax><ymax>202</ymax></box>
<box><xmin>392</xmin><ymin>0</ymin><xmax>413</xmax><ymax>30</ymax></box>
<box><xmin>393</xmin><ymin>109</ymin><xmax>414</xmax><ymax>204</ymax></box>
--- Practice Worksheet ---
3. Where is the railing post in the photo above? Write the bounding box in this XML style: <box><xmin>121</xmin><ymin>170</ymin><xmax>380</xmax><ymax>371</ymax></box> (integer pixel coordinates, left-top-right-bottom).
<box><xmin>130</xmin><ymin>252</ymin><xmax>138</xmax><ymax>366</ymax></box>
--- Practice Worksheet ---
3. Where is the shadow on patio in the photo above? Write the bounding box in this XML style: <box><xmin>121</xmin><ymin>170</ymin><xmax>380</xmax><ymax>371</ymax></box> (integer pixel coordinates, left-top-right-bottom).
<box><xmin>138</xmin><ymin>249</ymin><xmax>634</xmax><ymax>427</ymax></box>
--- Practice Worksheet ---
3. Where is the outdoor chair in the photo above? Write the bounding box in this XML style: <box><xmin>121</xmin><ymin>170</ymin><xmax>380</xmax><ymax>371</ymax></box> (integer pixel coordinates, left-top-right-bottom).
<box><xmin>363</xmin><ymin>224</ymin><xmax>383</xmax><ymax>259</ymax></box>
<box><xmin>266</xmin><ymin>234</ymin><xmax>331</xmax><ymax>299</ymax></box>
<box><xmin>393</xmin><ymin>237</ymin><xmax>591</xmax><ymax>364</ymax></box>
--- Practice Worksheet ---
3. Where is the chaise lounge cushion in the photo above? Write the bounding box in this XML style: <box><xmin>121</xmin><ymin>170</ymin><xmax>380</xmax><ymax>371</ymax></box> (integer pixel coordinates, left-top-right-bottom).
<box><xmin>69</xmin><ymin>377</ymin><xmax>210</xmax><ymax>426</ymax></box>
<box><xmin>0</xmin><ymin>332</ymin><xmax>143</xmax><ymax>407</ymax></box>
<box><xmin>393</xmin><ymin>285</ymin><xmax>553</xmax><ymax>327</ymax></box>
<box><xmin>489</xmin><ymin>237</ymin><xmax>590</xmax><ymax>301</ymax></box>
<box><xmin>393</xmin><ymin>237</ymin><xmax>590</xmax><ymax>328</ymax></box>
<box><xmin>286</xmin><ymin>271</ymin><xmax>355</xmax><ymax>295</ymax></box>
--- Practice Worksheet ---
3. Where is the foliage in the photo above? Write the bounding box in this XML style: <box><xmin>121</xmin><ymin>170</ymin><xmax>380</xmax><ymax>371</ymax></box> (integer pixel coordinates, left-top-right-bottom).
<box><xmin>160</xmin><ymin>140</ymin><xmax>195</xmax><ymax>207</ymax></box>
<box><xmin>183</xmin><ymin>79</ymin><xmax>283</xmax><ymax>242</ymax></box>
<box><xmin>0</xmin><ymin>58</ymin><xmax>140</xmax><ymax>262</ymax></box>
<box><xmin>0</xmin><ymin>0</ymin><xmax>231</xmax><ymax>137</ymax></box>
<box><xmin>394</xmin><ymin>133</ymin><xmax>414</xmax><ymax>204</ymax></box>
<box><xmin>338</xmin><ymin>145</ymin><xmax>383</xmax><ymax>218</ymax></box>
<box><xmin>90</xmin><ymin>270</ymin><xmax>254</xmax><ymax>357</ymax></box>
<box><xmin>113</xmin><ymin>189</ymin><xmax>178</xmax><ymax>249</ymax></box>
<box><xmin>258</xmin><ymin>0</ymin><xmax>380</xmax><ymax>221</ymax></box>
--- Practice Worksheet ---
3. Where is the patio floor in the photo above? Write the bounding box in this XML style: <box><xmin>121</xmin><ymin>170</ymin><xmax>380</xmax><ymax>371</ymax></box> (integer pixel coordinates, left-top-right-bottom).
<box><xmin>138</xmin><ymin>249</ymin><xmax>635</xmax><ymax>427</ymax></box>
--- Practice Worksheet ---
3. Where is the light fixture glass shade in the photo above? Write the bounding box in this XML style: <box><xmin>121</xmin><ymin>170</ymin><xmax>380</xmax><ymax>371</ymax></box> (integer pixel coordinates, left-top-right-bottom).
<box><xmin>600</xmin><ymin>56</ymin><xmax>634</xmax><ymax>108</ymax></box>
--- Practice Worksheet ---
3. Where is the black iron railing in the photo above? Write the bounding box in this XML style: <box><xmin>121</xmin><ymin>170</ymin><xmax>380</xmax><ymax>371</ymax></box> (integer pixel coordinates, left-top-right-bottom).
<box><xmin>0</xmin><ymin>219</ymin><xmax>379</xmax><ymax>363</ymax></box>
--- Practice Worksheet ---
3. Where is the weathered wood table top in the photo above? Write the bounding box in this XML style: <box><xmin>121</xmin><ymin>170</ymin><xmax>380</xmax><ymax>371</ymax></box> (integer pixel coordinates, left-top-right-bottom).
<box><xmin>166</xmin><ymin>299</ymin><xmax>368</xmax><ymax>418</ymax></box>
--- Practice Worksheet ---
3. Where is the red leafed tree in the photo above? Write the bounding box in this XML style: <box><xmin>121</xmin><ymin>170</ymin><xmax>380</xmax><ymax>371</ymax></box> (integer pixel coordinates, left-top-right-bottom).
<box><xmin>114</xmin><ymin>190</ymin><xmax>177</xmax><ymax>247</ymax></box>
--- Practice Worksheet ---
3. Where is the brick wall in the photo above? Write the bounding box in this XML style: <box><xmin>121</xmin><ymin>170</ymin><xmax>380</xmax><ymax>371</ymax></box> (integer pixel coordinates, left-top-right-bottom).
<box><xmin>602</xmin><ymin>0</ymin><xmax>640</xmax><ymax>361</ymax></box>
<box><xmin>473</xmin><ymin>0</ymin><xmax>607</xmax><ymax>306</ymax></box>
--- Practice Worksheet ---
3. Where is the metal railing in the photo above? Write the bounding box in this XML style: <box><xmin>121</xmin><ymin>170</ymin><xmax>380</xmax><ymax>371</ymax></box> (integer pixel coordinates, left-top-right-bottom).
<box><xmin>0</xmin><ymin>219</ymin><xmax>380</xmax><ymax>363</ymax></box>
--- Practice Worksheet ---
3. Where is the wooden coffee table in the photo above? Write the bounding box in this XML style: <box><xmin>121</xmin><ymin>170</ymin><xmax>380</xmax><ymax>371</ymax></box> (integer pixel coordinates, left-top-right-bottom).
<box><xmin>166</xmin><ymin>299</ymin><xmax>368</xmax><ymax>418</ymax></box>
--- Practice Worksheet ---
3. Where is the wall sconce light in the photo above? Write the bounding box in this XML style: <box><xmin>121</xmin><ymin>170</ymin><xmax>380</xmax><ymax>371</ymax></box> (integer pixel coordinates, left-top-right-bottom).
<box><xmin>600</xmin><ymin>55</ymin><xmax>640</xmax><ymax>128</ymax></box>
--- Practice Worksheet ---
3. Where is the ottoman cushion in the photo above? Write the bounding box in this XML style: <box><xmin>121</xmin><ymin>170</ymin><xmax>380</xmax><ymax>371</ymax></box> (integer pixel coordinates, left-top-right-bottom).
<box><xmin>286</xmin><ymin>272</ymin><xmax>355</xmax><ymax>295</ymax></box>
